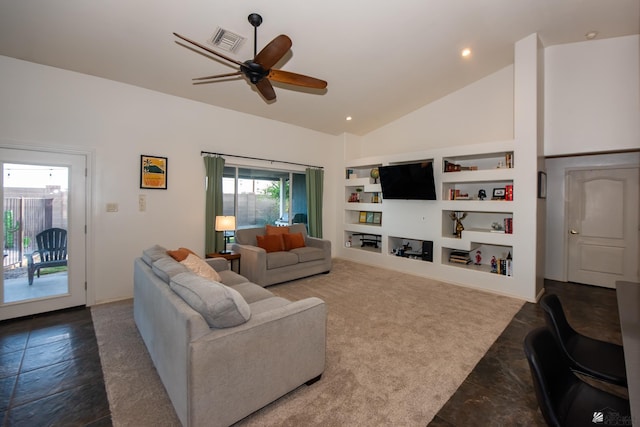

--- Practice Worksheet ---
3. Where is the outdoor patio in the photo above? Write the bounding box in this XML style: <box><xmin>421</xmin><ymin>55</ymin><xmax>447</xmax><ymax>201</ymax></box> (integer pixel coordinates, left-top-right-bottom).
<box><xmin>3</xmin><ymin>267</ymin><xmax>68</xmax><ymax>303</ymax></box>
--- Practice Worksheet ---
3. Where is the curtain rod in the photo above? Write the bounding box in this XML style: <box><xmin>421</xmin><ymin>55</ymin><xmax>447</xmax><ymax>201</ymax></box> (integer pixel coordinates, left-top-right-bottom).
<box><xmin>201</xmin><ymin>151</ymin><xmax>323</xmax><ymax>169</ymax></box>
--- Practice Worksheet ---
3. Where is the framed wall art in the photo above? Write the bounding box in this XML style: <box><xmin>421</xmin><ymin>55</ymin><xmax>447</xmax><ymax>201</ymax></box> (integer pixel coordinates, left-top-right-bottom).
<box><xmin>140</xmin><ymin>155</ymin><xmax>168</xmax><ymax>189</ymax></box>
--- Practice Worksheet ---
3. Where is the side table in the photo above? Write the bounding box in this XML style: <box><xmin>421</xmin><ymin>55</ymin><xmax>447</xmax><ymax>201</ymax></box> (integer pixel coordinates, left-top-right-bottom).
<box><xmin>206</xmin><ymin>252</ymin><xmax>241</xmax><ymax>274</ymax></box>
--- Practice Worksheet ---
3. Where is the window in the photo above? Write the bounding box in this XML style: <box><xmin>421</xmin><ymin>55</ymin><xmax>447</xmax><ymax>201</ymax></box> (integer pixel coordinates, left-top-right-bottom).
<box><xmin>223</xmin><ymin>166</ymin><xmax>307</xmax><ymax>229</ymax></box>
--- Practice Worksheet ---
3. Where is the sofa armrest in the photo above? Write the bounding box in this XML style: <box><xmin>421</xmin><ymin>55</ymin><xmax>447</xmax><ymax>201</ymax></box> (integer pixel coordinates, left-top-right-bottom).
<box><xmin>188</xmin><ymin>297</ymin><xmax>326</xmax><ymax>426</ymax></box>
<box><xmin>306</xmin><ymin>236</ymin><xmax>332</xmax><ymax>259</ymax></box>
<box><xmin>231</xmin><ymin>243</ymin><xmax>267</xmax><ymax>286</ymax></box>
<box><xmin>204</xmin><ymin>257</ymin><xmax>229</xmax><ymax>272</ymax></box>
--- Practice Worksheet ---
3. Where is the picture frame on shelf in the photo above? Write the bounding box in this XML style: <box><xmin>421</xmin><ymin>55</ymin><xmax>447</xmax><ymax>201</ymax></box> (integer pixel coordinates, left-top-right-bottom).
<box><xmin>140</xmin><ymin>155</ymin><xmax>168</xmax><ymax>189</ymax></box>
<box><xmin>492</xmin><ymin>187</ymin><xmax>506</xmax><ymax>200</ymax></box>
<box><xmin>373</xmin><ymin>212</ymin><xmax>382</xmax><ymax>224</ymax></box>
<box><xmin>538</xmin><ymin>171</ymin><xmax>547</xmax><ymax>199</ymax></box>
<box><xmin>359</xmin><ymin>211</ymin><xmax>367</xmax><ymax>223</ymax></box>
<box><xmin>366</xmin><ymin>212</ymin><xmax>374</xmax><ymax>223</ymax></box>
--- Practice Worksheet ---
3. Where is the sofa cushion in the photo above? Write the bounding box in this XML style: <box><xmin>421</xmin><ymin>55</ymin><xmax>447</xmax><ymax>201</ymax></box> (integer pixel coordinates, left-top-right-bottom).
<box><xmin>265</xmin><ymin>224</ymin><xmax>289</xmax><ymax>235</ymax></box>
<box><xmin>283</xmin><ymin>232</ymin><xmax>306</xmax><ymax>251</ymax></box>
<box><xmin>167</xmin><ymin>247</ymin><xmax>198</xmax><ymax>262</ymax></box>
<box><xmin>152</xmin><ymin>257</ymin><xmax>190</xmax><ymax>284</ymax></box>
<box><xmin>291</xmin><ymin>246</ymin><xmax>325</xmax><ymax>263</ymax></box>
<box><xmin>170</xmin><ymin>272</ymin><xmax>251</xmax><ymax>328</ymax></box>
<box><xmin>181</xmin><ymin>254</ymin><xmax>222</xmax><ymax>282</ymax></box>
<box><xmin>142</xmin><ymin>244</ymin><xmax>169</xmax><ymax>266</ymax></box>
<box><xmin>230</xmin><ymin>282</ymin><xmax>275</xmax><ymax>304</ymax></box>
<box><xmin>256</xmin><ymin>234</ymin><xmax>285</xmax><ymax>253</ymax></box>
<box><xmin>266</xmin><ymin>251</ymin><xmax>299</xmax><ymax>269</ymax></box>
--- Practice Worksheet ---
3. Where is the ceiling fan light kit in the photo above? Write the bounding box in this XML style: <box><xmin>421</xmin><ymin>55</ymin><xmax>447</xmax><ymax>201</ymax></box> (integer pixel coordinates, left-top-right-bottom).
<box><xmin>174</xmin><ymin>13</ymin><xmax>327</xmax><ymax>102</ymax></box>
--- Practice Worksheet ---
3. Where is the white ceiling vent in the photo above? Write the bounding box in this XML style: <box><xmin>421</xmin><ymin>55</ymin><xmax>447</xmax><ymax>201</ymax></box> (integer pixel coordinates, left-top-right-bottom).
<box><xmin>209</xmin><ymin>27</ymin><xmax>245</xmax><ymax>53</ymax></box>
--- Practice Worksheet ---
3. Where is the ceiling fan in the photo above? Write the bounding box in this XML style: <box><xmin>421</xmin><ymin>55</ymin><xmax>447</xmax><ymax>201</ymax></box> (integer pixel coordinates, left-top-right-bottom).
<box><xmin>174</xmin><ymin>13</ymin><xmax>327</xmax><ymax>101</ymax></box>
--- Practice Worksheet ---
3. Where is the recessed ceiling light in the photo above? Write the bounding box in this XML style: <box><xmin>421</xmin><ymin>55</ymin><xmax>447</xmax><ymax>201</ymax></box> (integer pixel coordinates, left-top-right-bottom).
<box><xmin>346</xmin><ymin>116</ymin><xmax>352</xmax><ymax>121</ymax></box>
<box><xmin>461</xmin><ymin>48</ymin><xmax>471</xmax><ymax>58</ymax></box>
<box><xmin>585</xmin><ymin>31</ymin><xmax>598</xmax><ymax>40</ymax></box>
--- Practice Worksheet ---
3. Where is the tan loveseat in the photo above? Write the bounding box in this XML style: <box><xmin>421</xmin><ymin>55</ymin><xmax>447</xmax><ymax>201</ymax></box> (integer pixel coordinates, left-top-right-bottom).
<box><xmin>232</xmin><ymin>224</ymin><xmax>331</xmax><ymax>287</ymax></box>
<box><xmin>133</xmin><ymin>245</ymin><xmax>326</xmax><ymax>426</ymax></box>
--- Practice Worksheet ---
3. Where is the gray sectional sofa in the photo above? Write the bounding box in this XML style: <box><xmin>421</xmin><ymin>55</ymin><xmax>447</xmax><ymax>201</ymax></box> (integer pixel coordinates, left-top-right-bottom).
<box><xmin>233</xmin><ymin>223</ymin><xmax>331</xmax><ymax>287</ymax></box>
<box><xmin>133</xmin><ymin>245</ymin><xmax>327</xmax><ymax>427</ymax></box>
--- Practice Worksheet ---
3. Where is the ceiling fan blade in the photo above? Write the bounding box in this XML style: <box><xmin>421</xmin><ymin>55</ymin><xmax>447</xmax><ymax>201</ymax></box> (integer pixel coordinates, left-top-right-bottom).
<box><xmin>193</xmin><ymin>71</ymin><xmax>242</xmax><ymax>81</ymax></box>
<box><xmin>268</xmin><ymin>69</ymin><xmax>327</xmax><ymax>89</ymax></box>
<box><xmin>254</xmin><ymin>35</ymin><xmax>292</xmax><ymax>70</ymax></box>
<box><xmin>173</xmin><ymin>32</ymin><xmax>244</xmax><ymax>67</ymax></box>
<box><xmin>255</xmin><ymin>79</ymin><xmax>276</xmax><ymax>101</ymax></box>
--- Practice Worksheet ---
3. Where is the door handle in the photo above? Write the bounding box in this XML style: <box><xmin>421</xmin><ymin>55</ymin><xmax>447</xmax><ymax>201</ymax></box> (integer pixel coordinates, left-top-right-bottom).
<box><xmin>569</xmin><ymin>229</ymin><xmax>579</xmax><ymax>235</ymax></box>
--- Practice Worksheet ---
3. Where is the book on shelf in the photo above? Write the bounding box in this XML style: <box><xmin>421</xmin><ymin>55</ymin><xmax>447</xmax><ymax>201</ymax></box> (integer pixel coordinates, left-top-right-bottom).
<box><xmin>448</xmin><ymin>189</ymin><xmax>470</xmax><ymax>200</ymax></box>
<box><xmin>444</xmin><ymin>160</ymin><xmax>479</xmax><ymax>172</ymax></box>
<box><xmin>493</xmin><ymin>255</ymin><xmax>513</xmax><ymax>276</ymax></box>
<box><xmin>505</xmin><ymin>184</ymin><xmax>514</xmax><ymax>201</ymax></box>
<box><xmin>449</xmin><ymin>250</ymin><xmax>472</xmax><ymax>264</ymax></box>
<box><xmin>505</xmin><ymin>153</ymin><xmax>514</xmax><ymax>168</ymax></box>
<box><xmin>504</xmin><ymin>218</ymin><xmax>513</xmax><ymax>234</ymax></box>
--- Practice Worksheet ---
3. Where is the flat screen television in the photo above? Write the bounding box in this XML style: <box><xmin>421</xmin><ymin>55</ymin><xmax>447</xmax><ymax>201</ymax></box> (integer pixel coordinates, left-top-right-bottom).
<box><xmin>378</xmin><ymin>161</ymin><xmax>437</xmax><ymax>200</ymax></box>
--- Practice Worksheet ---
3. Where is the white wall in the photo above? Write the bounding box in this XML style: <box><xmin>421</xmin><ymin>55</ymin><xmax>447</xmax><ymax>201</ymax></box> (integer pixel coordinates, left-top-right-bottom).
<box><xmin>544</xmin><ymin>35</ymin><xmax>639</xmax><ymax>156</ymax></box>
<box><xmin>0</xmin><ymin>55</ymin><xmax>340</xmax><ymax>304</ymax></box>
<box><xmin>348</xmin><ymin>65</ymin><xmax>515</xmax><ymax>159</ymax></box>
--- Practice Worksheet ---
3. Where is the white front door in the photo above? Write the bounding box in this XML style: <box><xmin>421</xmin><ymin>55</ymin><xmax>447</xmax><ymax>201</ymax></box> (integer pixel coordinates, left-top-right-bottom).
<box><xmin>0</xmin><ymin>147</ymin><xmax>87</xmax><ymax>320</ymax></box>
<box><xmin>567</xmin><ymin>167</ymin><xmax>639</xmax><ymax>288</ymax></box>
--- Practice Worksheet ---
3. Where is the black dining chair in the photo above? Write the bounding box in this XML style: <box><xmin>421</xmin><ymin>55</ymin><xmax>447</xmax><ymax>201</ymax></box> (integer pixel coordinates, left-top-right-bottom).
<box><xmin>540</xmin><ymin>293</ymin><xmax>627</xmax><ymax>387</ymax></box>
<box><xmin>524</xmin><ymin>327</ymin><xmax>631</xmax><ymax>427</ymax></box>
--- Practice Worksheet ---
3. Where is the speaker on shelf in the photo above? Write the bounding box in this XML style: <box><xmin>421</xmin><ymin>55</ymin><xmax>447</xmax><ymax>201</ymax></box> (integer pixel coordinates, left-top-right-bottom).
<box><xmin>421</xmin><ymin>240</ymin><xmax>433</xmax><ymax>262</ymax></box>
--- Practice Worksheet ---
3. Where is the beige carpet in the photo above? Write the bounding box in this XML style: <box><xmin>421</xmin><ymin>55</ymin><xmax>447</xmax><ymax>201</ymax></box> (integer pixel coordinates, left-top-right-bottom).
<box><xmin>92</xmin><ymin>259</ymin><xmax>523</xmax><ymax>426</ymax></box>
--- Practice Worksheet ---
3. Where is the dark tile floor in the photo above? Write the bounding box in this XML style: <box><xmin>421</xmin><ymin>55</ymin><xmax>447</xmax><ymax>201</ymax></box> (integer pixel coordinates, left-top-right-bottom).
<box><xmin>0</xmin><ymin>306</ymin><xmax>111</xmax><ymax>427</ymax></box>
<box><xmin>430</xmin><ymin>279</ymin><xmax>624</xmax><ymax>426</ymax></box>
<box><xmin>0</xmin><ymin>280</ymin><xmax>623</xmax><ymax>426</ymax></box>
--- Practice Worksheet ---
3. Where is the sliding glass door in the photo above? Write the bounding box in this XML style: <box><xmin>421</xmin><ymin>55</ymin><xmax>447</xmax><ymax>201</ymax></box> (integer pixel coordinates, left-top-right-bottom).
<box><xmin>222</xmin><ymin>166</ymin><xmax>307</xmax><ymax>229</ymax></box>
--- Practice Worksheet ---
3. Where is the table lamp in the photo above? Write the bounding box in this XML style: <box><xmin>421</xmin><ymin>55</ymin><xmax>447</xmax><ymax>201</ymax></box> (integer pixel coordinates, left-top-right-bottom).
<box><xmin>215</xmin><ymin>215</ymin><xmax>236</xmax><ymax>254</ymax></box>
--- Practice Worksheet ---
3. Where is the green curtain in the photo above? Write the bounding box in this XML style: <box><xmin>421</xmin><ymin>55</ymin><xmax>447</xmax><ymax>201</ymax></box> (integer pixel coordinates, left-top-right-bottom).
<box><xmin>305</xmin><ymin>168</ymin><xmax>324</xmax><ymax>237</ymax></box>
<box><xmin>204</xmin><ymin>155</ymin><xmax>225</xmax><ymax>254</ymax></box>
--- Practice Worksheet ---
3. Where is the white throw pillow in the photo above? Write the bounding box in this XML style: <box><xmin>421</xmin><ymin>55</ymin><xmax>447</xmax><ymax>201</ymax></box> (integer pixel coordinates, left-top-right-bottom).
<box><xmin>180</xmin><ymin>253</ymin><xmax>222</xmax><ymax>283</ymax></box>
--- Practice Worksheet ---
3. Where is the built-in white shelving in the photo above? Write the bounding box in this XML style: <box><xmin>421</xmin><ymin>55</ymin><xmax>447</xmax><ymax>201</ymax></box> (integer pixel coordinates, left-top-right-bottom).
<box><xmin>338</xmin><ymin>35</ymin><xmax>542</xmax><ymax>302</ymax></box>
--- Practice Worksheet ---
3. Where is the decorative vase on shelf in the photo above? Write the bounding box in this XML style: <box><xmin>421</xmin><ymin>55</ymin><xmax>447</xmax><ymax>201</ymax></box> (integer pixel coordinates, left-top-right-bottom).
<box><xmin>370</xmin><ymin>168</ymin><xmax>379</xmax><ymax>184</ymax></box>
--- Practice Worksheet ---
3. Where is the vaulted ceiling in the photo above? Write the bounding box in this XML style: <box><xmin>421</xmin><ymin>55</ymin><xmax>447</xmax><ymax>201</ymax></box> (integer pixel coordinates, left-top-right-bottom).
<box><xmin>0</xmin><ymin>1</ymin><xmax>638</xmax><ymax>136</ymax></box>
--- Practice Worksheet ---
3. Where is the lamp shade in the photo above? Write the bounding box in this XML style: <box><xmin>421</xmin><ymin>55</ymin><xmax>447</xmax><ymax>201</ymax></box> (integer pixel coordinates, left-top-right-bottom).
<box><xmin>215</xmin><ymin>215</ymin><xmax>236</xmax><ymax>232</ymax></box>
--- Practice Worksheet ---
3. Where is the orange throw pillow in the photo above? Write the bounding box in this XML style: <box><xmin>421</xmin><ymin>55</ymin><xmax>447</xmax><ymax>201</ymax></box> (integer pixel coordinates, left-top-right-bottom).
<box><xmin>283</xmin><ymin>232</ymin><xmax>306</xmax><ymax>251</ymax></box>
<box><xmin>167</xmin><ymin>247</ymin><xmax>198</xmax><ymax>262</ymax></box>
<box><xmin>265</xmin><ymin>224</ymin><xmax>290</xmax><ymax>235</ymax></box>
<box><xmin>256</xmin><ymin>234</ymin><xmax>285</xmax><ymax>253</ymax></box>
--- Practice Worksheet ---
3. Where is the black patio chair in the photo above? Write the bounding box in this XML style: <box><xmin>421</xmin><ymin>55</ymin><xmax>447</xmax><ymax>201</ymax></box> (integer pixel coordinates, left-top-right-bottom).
<box><xmin>26</xmin><ymin>227</ymin><xmax>68</xmax><ymax>285</ymax></box>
